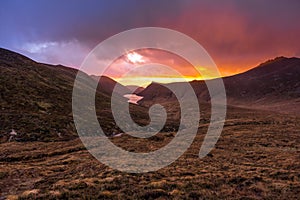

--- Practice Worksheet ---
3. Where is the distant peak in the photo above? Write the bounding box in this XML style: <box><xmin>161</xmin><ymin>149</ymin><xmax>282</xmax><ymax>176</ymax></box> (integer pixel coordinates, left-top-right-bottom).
<box><xmin>274</xmin><ymin>56</ymin><xmax>288</xmax><ymax>59</ymax></box>
<box><xmin>272</xmin><ymin>56</ymin><xmax>290</xmax><ymax>62</ymax></box>
<box><xmin>150</xmin><ymin>81</ymin><xmax>168</xmax><ymax>85</ymax></box>
<box><xmin>258</xmin><ymin>56</ymin><xmax>299</xmax><ymax>67</ymax></box>
<box><xmin>267</xmin><ymin>56</ymin><xmax>287</xmax><ymax>62</ymax></box>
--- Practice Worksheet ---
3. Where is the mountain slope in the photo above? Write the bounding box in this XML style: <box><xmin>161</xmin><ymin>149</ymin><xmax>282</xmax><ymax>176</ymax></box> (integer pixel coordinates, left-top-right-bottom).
<box><xmin>138</xmin><ymin>57</ymin><xmax>300</xmax><ymax>114</ymax></box>
<box><xmin>0</xmin><ymin>48</ymin><xmax>181</xmax><ymax>142</ymax></box>
<box><xmin>90</xmin><ymin>75</ymin><xmax>131</xmax><ymax>96</ymax></box>
<box><xmin>223</xmin><ymin>57</ymin><xmax>300</xmax><ymax>103</ymax></box>
<box><xmin>126</xmin><ymin>85</ymin><xmax>145</xmax><ymax>94</ymax></box>
<box><xmin>0</xmin><ymin>48</ymin><xmax>138</xmax><ymax>142</ymax></box>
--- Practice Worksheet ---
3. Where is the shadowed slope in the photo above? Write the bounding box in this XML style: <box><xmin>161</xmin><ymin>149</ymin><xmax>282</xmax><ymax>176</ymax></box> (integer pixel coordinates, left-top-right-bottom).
<box><xmin>138</xmin><ymin>57</ymin><xmax>300</xmax><ymax>114</ymax></box>
<box><xmin>0</xmin><ymin>48</ymin><xmax>143</xmax><ymax>142</ymax></box>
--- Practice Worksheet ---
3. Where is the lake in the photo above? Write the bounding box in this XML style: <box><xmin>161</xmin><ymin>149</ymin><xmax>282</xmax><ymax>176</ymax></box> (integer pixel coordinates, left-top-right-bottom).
<box><xmin>123</xmin><ymin>94</ymin><xmax>144</xmax><ymax>104</ymax></box>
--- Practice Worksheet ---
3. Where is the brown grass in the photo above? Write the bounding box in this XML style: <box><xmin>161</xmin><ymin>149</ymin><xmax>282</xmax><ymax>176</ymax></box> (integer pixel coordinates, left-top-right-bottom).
<box><xmin>0</xmin><ymin>106</ymin><xmax>299</xmax><ymax>199</ymax></box>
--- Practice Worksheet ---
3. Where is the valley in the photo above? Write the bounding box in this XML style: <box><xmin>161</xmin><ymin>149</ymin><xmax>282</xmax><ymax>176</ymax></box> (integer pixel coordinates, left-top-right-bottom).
<box><xmin>0</xmin><ymin>48</ymin><xmax>299</xmax><ymax>199</ymax></box>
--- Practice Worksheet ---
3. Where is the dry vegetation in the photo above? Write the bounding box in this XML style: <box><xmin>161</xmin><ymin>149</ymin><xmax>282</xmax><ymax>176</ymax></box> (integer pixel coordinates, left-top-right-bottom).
<box><xmin>0</xmin><ymin>106</ymin><xmax>299</xmax><ymax>200</ymax></box>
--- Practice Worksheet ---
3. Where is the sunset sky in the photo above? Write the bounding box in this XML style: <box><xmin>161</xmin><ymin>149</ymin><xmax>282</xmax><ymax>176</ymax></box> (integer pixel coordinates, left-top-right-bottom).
<box><xmin>1</xmin><ymin>0</ymin><xmax>300</xmax><ymax>85</ymax></box>
<box><xmin>103</xmin><ymin>49</ymin><xmax>204</xmax><ymax>86</ymax></box>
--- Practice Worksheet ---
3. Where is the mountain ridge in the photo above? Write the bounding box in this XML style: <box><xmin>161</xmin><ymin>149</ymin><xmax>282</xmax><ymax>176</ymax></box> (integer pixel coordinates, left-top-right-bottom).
<box><xmin>0</xmin><ymin>48</ymin><xmax>180</xmax><ymax>142</ymax></box>
<box><xmin>138</xmin><ymin>56</ymin><xmax>300</xmax><ymax>114</ymax></box>
<box><xmin>0</xmin><ymin>48</ymin><xmax>133</xmax><ymax>142</ymax></box>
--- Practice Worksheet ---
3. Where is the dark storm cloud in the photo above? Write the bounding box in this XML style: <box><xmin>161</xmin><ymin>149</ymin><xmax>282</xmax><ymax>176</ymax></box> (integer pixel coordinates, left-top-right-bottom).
<box><xmin>0</xmin><ymin>0</ymin><xmax>183</xmax><ymax>46</ymax></box>
<box><xmin>0</xmin><ymin>0</ymin><xmax>299</xmax><ymax>72</ymax></box>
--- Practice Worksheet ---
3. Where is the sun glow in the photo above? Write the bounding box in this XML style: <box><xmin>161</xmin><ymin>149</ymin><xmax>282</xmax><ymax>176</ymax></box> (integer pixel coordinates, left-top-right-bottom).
<box><xmin>126</xmin><ymin>52</ymin><xmax>145</xmax><ymax>64</ymax></box>
<box><xmin>103</xmin><ymin>49</ymin><xmax>223</xmax><ymax>86</ymax></box>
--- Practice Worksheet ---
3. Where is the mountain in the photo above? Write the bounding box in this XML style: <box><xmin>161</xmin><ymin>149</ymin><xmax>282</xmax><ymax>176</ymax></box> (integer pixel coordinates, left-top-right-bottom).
<box><xmin>1</xmin><ymin>48</ymin><xmax>298</xmax><ymax>142</ymax></box>
<box><xmin>126</xmin><ymin>85</ymin><xmax>145</xmax><ymax>94</ymax></box>
<box><xmin>90</xmin><ymin>76</ymin><xmax>144</xmax><ymax>95</ymax></box>
<box><xmin>0</xmin><ymin>48</ymin><xmax>182</xmax><ymax>142</ymax></box>
<box><xmin>0</xmin><ymin>48</ymin><xmax>147</xmax><ymax>142</ymax></box>
<box><xmin>90</xmin><ymin>75</ymin><xmax>131</xmax><ymax>96</ymax></box>
<box><xmin>138</xmin><ymin>57</ymin><xmax>300</xmax><ymax>114</ymax></box>
<box><xmin>222</xmin><ymin>57</ymin><xmax>299</xmax><ymax>111</ymax></box>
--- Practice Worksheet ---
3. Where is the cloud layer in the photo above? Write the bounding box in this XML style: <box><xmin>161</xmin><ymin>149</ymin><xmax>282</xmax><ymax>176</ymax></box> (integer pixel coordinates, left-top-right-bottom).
<box><xmin>1</xmin><ymin>0</ymin><xmax>299</xmax><ymax>80</ymax></box>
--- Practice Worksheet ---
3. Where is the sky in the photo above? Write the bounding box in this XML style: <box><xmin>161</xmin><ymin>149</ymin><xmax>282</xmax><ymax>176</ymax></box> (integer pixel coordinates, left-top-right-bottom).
<box><xmin>1</xmin><ymin>0</ymin><xmax>300</xmax><ymax>85</ymax></box>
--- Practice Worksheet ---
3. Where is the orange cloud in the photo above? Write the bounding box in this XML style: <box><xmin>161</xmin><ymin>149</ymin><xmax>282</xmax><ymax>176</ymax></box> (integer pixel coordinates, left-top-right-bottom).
<box><xmin>102</xmin><ymin>48</ymin><xmax>222</xmax><ymax>86</ymax></box>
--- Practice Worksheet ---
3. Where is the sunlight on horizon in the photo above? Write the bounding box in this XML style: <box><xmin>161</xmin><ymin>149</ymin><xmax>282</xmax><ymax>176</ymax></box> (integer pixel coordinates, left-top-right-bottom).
<box><xmin>114</xmin><ymin>75</ymin><xmax>219</xmax><ymax>87</ymax></box>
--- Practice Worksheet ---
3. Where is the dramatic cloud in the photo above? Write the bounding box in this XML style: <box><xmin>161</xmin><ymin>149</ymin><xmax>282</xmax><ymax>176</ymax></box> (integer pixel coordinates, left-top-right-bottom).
<box><xmin>1</xmin><ymin>0</ymin><xmax>299</xmax><ymax>83</ymax></box>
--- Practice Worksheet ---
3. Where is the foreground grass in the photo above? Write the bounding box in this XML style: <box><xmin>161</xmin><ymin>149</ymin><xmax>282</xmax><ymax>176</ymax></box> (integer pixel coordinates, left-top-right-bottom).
<box><xmin>0</xmin><ymin>107</ymin><xmax>299</xmax><ymax>199</ymax></box>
